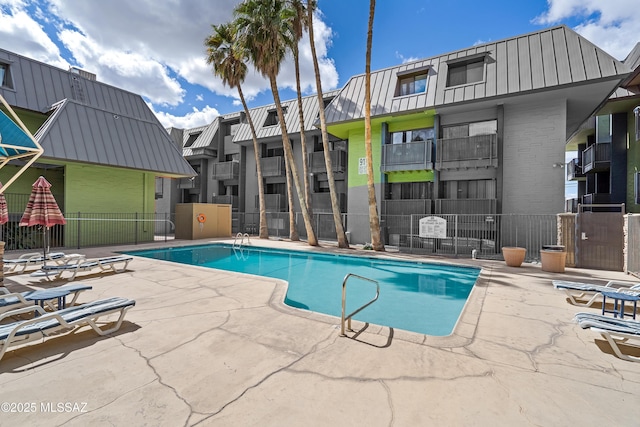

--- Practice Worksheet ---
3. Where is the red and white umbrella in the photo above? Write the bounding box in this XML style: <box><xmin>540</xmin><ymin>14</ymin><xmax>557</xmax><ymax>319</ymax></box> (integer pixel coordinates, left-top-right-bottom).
<box><xmin>19</xmin><ymin>176</ymin><xmax>66</xmax><ymax>260</ymax></box>
<box><xmin>0</xmin><ymin>182</ymin><xmax>8</xmax><ymax>226</ymax></box>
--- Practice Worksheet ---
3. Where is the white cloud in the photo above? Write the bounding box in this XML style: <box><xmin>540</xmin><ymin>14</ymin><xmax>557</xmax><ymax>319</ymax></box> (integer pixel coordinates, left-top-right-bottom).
<box><xmin>0</xmin><ymin>0</ymin><xmax>339</xmax><ymax>125</ymax></box>
<box><xmin>535</xmin><ymin>0</ymin><xmax>640</xmax><ymax>59</ymax></box>
<box><xmin>395</xmin><ymin>51</ymin><xmax>419</xmax><ymax>64</ymax></box>
<box><xmin>150</xmin><ymin>104</ymin><xmax>220</xmax><ymax>129</ymax></box>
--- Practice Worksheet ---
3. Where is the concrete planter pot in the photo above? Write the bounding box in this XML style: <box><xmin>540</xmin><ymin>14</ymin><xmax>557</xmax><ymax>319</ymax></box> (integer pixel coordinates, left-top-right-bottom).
<box><xmin>502</xmin><ymin>247</ymin><xmax>526</xmax><ymax>267</ymax></box>
<box><xmin>540</xmin><ymin>248</ymin><xmax>567</xmax><ymax>273</ymax></box>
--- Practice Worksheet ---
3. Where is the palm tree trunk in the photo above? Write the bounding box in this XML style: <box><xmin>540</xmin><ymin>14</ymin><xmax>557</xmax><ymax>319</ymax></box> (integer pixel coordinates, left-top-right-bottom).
<box><xmin>365</xmin><ymin>0</ymin><xmax>384</xmax><ymax>251</ymax></box>
<box><xmin>293</xmin><ymin>45</ymin><xmax>313</xmax><ymax>216</ymax></box>
<box><xmin>238</xmin><ymin>85</ymin><xmax>268</xmax><ymax>239</ymax></box>
<box><xmin>286</xmin><ymin>157</ymin><xmax>299</xmax><ymax>240</ymax></box>
<box><xmin>307</xmin><ymin>4</ymin><xmax>349</xmax><ymax>248</ymax></box>
<box><xmin>269</xmin><ymin>75</ymin><xmax>318</xmax><ymax>246</ymax></box>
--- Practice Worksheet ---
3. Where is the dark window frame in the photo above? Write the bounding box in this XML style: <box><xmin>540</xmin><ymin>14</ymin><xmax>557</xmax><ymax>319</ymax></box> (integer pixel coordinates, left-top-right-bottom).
<box><xmin>446</xmin><ymin>56</ymin><xmax>486</xmax><ymax>87</ymax></box>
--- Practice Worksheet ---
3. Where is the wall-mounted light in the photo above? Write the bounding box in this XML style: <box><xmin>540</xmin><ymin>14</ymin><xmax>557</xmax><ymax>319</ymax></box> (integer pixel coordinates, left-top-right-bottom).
<box><xmin>552</xmin><ymin>163</ymin><xmax>565</xmax><ymax>169</ymax></box>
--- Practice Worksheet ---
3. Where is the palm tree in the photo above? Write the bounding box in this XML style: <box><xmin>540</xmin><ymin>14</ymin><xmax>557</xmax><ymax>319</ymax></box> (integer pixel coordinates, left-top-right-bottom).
<box><xmin>288</xmin><ymin>0</ymin><xmax>313</xmax><ymax>217</ymax></box>
<box><xmin>235</xmin><ymin>0</ymin><xmax>318</xmax><ymax>246</ymax></box>
<box><xmin>364</xmin><ymin>0</ymin><xmax>384</xmax><ymax>251</ymax></box>
<box><xmin>306</xmin><ymin>0</ymin><xmax>349</xmax><ymax>248</ymax></box>
<box><xmin>204</xmin><ymin>22</ymin><xmax>268</xmax><ymax>239</ymax></box>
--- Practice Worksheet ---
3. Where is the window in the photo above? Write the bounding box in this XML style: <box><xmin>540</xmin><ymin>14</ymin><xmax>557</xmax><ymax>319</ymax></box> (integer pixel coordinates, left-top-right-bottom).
<box><xmin>446</xmin><ymin>58</ymin><xmax>484</xmax><ymax>87</ymax></box>
<box><xmin>442</xmin><ymin>120</ymin><xmax>497</xmax><ymax>139</ymax></box>
<box><xmin>396</xmin><ymin>73</ymin><xmax>427</xmax><ymax>96</ymax></box>
<box><xmin>386</xmin><ymin>182</ymin><xmax>433</xmax><ymax>200</ymax></box>
<box><xmin>263</xmin><ymin>107</ymin><xmax>287</xmax><ymax>127</ymax></box>
<box><xmin>155</xmin><ymin>177</ymin><xmax>164</xmax><ymax>199</ymax></box>
<box><xmin>0</xmin><ymin>63</ymin><xmax>12</xmax><ymax>89</ymax></box>
<box><xmin>184</xmin><ymin>131</ymin><xmax>201</xmax><ymax>148</ymax></box>
<box><xmin>391</xmin><ymin>128</ymin><xmax>434</xmax><ymax>144</ymax></box>
<box><xmin>634</xmin><ymin>106</ymin><xmax>639</xmax><ymax>142</ymax></box>
<box><xmin>596</xmin><ymin>114</ymin><xmax>612</xmax><ymax>143</ymax></box>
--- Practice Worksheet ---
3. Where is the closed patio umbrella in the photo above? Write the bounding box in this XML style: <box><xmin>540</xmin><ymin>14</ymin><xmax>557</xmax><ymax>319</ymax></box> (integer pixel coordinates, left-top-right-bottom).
<box><xmin>0</xmin><ymin>182</ymin><xmax>8</xmax><ymax>242</ymax></box>
<box><xmin>19</xmin><ymin>176</ymin><xmax>66</xmax><ymax>262</ymax></box>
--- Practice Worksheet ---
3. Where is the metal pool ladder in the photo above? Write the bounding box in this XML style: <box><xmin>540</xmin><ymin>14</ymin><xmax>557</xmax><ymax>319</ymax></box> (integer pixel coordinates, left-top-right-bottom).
<box><xmin>340</xmin><ymin>273</ymin><xmax>380</xmax><ymax>337</ymax></box>
<box><xmin>233</xmin><ymin>232</ymin><xmax>251</xmax><ymax>249</ymax></box>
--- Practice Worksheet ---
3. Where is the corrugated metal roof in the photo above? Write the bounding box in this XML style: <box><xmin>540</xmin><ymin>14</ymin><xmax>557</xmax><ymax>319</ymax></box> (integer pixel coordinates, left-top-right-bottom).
<box><xmin>35</xmin><ymin>99</ymin><xmax>195</xmax><ymax>176</ymax></box>
<box><xmin>624</xmin><ymin>43</ymin><xmax>640</xmax><ymax>70</ymax></box>
<box><xmin>324</xmin><ymin>25</ymin><xmax>630</xmax><ymax>124</ymax></box>
<box><xmin>182</xmin><ymin>120</ymin><xmax>219</xmax><ymax>157</ymax></box>
<box><xmin>232</xmin><ymin>91</ymin><xmax>336</xmax><ymax>143</ymax></box>
<box><xmin>0</xmin><ymin>48</ymin><xmax>195</xmax><ymax>177</ymax></box>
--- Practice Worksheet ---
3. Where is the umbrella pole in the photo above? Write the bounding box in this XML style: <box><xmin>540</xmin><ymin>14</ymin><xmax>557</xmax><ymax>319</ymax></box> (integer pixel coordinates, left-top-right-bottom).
<box><xmin>43</xmin><ymin>226</ymin><xmax>48</xmax><ymax>266</ymax></box>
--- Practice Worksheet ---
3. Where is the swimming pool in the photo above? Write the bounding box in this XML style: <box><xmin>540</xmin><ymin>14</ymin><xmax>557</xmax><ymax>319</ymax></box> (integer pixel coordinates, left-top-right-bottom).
<box><xmin>126</xmin><ymin>244</ymin><xmax>480</xmax><ymax>336</ymax></box>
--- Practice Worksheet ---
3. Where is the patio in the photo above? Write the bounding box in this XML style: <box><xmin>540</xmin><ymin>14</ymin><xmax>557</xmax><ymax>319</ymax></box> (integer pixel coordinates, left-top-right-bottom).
<box><xmin>1</xmin><ymin>238</ymin><xmax>639</xmax><ymax>426</ymax></box>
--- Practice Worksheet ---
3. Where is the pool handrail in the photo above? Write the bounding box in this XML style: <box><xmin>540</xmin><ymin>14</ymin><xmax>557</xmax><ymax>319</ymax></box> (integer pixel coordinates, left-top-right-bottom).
<box><xmin>340</xmin><ymin>273</ymin><xmax>380</xmax><ymax>337</ymax></box>
<box><xmin>233</xmin><ymin>232</ymin><xmax>251</xmax><ymax>249</ymax></box>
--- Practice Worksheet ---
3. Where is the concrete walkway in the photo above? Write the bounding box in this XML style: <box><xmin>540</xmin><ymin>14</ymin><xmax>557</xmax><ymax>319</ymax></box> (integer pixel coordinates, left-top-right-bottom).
<box><xmin>1</xmin><ymin>239</ymin><xmax>639</xmax><ymax>426</ymax></box>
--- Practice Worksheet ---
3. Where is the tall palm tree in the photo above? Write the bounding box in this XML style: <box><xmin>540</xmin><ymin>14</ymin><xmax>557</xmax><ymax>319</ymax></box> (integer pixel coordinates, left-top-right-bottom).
<box><xmin>235</xmin><ymin>0</ymin><xmax>318</xmax><ymax>246</ymax></box>
<box><xmin>288</xmin><ymin>0</ymin><xmax>313</xmax><ymax>217</ymax></box>
<box><xmin>204</xmin><ymin>22</ymin><xmax>268</xmax><ymax>239</ymax></box>
<box><xmin>306</xmin><ymin>0</ymin><xmax>349</xmax><ymax>248</ymax></box>
<box><xmin>364</xmin><ymin>0</ymin><xmax>384</xmax><ymax>251</ymax></box>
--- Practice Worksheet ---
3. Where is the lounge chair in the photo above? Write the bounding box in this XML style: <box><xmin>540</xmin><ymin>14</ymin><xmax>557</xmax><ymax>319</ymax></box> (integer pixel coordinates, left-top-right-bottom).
<box><xmin>0</xmin><ymin>296</ymin><xmax>135</xmax><ymax>361</ymax></box>
<box><xmin>0</xmin><ymin>283</ymin><xmax>93</xmax><ymax>314</ymax></box>
<box><xmin>3</xmin><ymin>252</ymin><xmax>67</xmax><ymax>274</ymax></box>
<box><xmin>553</xmin><ymin>280</ymin><xmax>640</xmax><ymax>307</ymax></box>
<box><xmin>31</xmin><ymin>255</ymin><xmax>133</xmax><ymax>281</ymax></box>
<box><xmin>574</xmin><ymin>312</ymin><xmax>640</xmax><ymax>362</ymax></box>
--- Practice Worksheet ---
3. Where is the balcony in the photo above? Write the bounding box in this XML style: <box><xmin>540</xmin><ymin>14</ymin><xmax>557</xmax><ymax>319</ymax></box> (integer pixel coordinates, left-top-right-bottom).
<box><xmin>311</xmin><ymin>192</ymin><xmax>346</xmax><ymax>213</ymax></box>
<box><xmin>308</xmin><ymin>150</ymin><xmax>347</xmax><ymax>174</ymax></box>
<box><xmin>381</xmin><ymin>140</ymin><xmax>433</xmax><ymax>172</ymax></box>
<box><xmin>382</xmin><ymin>199</ymin><xmax>432</xmax><ymax>215</ymax></box>
<box><xmin>565</xmin><ymin>198</ymin><xmax>579</xmax><ymax>213</ymax></box>
<box><xmin>260</xmin><ymin>156</ymin><xmax>285</xmax><ymax>177</ymax></box>
<box><xmin>566</xmin><ymin>158</ymin><xmax>585</xmax><ymax>181</ymax></box>
<box><xmin>212</xmin><ymin>195</ymin><xmax>238</xmax><ymax>207</ymax></box>
<box><xmin>436</xmin><ymin>134</ymin><xmax>498</xmax><ymax>170</ymax></box>
<box><xmin>177</xmin><ymin>176</ymin><xmax>200</xmax><ymax>190</ymax></box>
<box><xmin>582</xmin><ymin>193</ymin><xmax>611</xmax><ymax>205</ymax></box>
<box><xmin>255</xmin><ymin>193</ymin><xmax>287</xmax><ymax>212</ymax></box>
<box><xmin>212</xmin><ymin>161</ymin><xmax>239</xmax><ymax>181</ymax></box>
<box><xmin>582</xmin><ymin>142</ymin><xmax>610</xmax><ymax>173</ymax></box>
<box><xmin>434</xmin><ymin>199</ymin><xmax>497</xmax><ymax>215</ymax></box>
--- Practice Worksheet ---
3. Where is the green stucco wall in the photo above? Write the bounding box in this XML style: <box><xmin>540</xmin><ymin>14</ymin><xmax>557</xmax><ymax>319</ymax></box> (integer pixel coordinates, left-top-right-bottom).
<box><xmin>337</xmin><ymin>112</ymin><xmax>437</xmax><ymax>189</ymax></box>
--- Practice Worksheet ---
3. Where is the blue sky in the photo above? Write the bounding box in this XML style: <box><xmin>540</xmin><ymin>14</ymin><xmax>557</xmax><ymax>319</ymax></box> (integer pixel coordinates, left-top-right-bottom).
<box><xmin>1</xmin><ymin>0</ymin><xmax>638</xmax><ymax>134</ymax></box>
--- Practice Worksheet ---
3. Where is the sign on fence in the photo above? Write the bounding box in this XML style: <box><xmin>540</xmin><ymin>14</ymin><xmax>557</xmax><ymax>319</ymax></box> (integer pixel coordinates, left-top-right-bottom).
<box><xmin>419</xmin><ymin>216</ymin><xmax>447</xmax><ymax>239</ymax></box>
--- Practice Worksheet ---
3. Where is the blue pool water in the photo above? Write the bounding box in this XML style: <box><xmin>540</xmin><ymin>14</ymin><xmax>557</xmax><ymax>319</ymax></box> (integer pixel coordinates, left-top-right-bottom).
<box><xmin>125</xmin><ymin>244</ymin><xmax>480</xmax><ymax>336</ymax></box>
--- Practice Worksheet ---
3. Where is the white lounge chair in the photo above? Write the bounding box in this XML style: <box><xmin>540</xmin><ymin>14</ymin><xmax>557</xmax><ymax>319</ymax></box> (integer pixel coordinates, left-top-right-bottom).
<box><xmin>574</xmin><ymin>312</ymin><xmax>640</xmax><ymax>362</ymax></box>
<box><xmin>31</xmin><ymin>255</ymin><xmax>133</xmax><ymax>281</ymax></box>
<box><xmin>553</xmin><ymin>280</ymin><xmax>640</xmax><ymax>307</ymax></box>
<box><xmin>3</xmin><ymin>252</ymin><xmax>67</xmax><ymax>273</ymax></box>
<box><xmin>0</xmin><ymin>297</ymin><xmax>135</xmax><ymax>362</ymax></box>
<box><xmin>0</xmin><ymin>283</ymin><xmax>93</xmax><ymax>314</ymax></box>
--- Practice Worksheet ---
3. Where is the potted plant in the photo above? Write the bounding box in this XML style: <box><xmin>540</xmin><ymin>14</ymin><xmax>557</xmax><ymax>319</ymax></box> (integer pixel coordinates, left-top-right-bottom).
<box><xmin>502</xmin><ymin>247</ymin><xmax>526</xmax><ymax>267</ymax></box>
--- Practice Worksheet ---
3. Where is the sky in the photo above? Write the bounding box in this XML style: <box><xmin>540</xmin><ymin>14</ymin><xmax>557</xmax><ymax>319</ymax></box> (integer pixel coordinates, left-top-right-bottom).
<box><xmin>1</xmin><ymin>0</ymin><xmax>639</xmax><ymax>133</ymax></box>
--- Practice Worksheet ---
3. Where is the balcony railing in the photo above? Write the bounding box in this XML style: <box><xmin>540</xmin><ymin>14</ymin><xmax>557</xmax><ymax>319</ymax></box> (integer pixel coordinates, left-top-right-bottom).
<box><xmin>434</xmin><ymin>199</ymin><xmax>497</xmax><ymax>215</ymax></box>
<box><xmin>582</xmin><ymin>193</ymin><xmax>611</xmax><ymax>205</ymax></box>
<box><xmin>565</xmin><ymin>198</ymin><xmax>579</xmax><ymax>213</ymax></box>
<box><xmin>212</xmin><ymin>195</ymin><xmax>238</xmax><ymax>207</ymax></box>
<box><xmin>260</xmin><ymin>156</ymin><xmax>285</xmax><ymax>177</ymax></box>
<box><xmin>436</xmin><ymin>134</ymin><xmax>498</xmax><ymax>170</ymax></box>
<box><xmin>212</xmin><ymin>161</ymin><xmax>239</xmax><ymax>180</ymax></box>
<box><xmin>310</xmin><ymin>192</ymin><xmax>346</xmax><ymax>212</ymax></box>
<box><xmin>308</xmin><ymin>150</ymin><xmax>347</xmax><ymax>174</ymax></box>
<box><xmin>177</xmin><ymin>176</ymin><xmax>200</xmax><ymax>189</ymax></box>
<box><xmin>381</xmin><ymin>140</ymin><xmax>433</xmax><ymax>172</ymax></box>
<box><xmin>255</xmin><ymin>193</ymin><xmax>287</xmax><ymax>212</ymax></box>
<box><xmin>582</xmin><ymin>142</ymin><xmax>610</xmax><ymax>173</ymax></box>
<box><xmin>566</xmin><ymin>158</ymin><xmax>585</xmax><ymax>180</ymax></box>
<box><xmin>382</xmin><ymin>199</ymin><xmax>432</xmax><ymax>215</ymax></box>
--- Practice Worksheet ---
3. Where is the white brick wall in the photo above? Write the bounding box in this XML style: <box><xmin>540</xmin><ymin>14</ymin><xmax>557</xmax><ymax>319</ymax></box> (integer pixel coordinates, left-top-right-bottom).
<box><xmin>502</xmin><ymin>98</ymin><xmax>567</xmax><ymax>214</ymax></box>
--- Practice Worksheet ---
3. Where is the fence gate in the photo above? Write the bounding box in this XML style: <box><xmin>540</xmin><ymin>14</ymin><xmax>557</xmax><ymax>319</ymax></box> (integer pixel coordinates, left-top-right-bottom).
<box><xmin>576</xmin><ymin>205</ymin><xmax>624</xmax><ymax>271</ymax></box>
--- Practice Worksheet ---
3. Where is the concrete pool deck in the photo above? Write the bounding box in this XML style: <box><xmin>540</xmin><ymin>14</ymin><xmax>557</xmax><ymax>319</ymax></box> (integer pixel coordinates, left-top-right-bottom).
<box><xmin>1</xmin><ymin>238</ymin><xmax>639</xmax><ymax>426</ymax></box>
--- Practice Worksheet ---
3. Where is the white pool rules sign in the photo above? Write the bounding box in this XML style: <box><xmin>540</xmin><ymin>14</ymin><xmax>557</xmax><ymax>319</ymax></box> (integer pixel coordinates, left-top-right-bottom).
<box><xmin>419</xmin><ymin>216</ymin><xmax>447</xmax><ymax>239</ymax></box>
